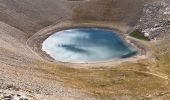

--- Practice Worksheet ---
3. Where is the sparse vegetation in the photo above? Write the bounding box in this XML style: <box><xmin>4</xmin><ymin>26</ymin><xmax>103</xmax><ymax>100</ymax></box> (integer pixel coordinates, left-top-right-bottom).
<box><xmin>30</xmin><ymin>36</ymin><xmax>170</xmax><ymax>99</ymax></box>
<box><xmin>0</xmin><ymin>0</ymin><xmax>170</xmax><ymax>99</ymax></box>
<box><xmin>130</xmin><ymin>29</ymin><xmax>150</xmax><ymax>41</ymax></box>
<box><xmin>33</xmin><ymin>56</ymin><xmax>170</xmax><ymax>99</ymax></box>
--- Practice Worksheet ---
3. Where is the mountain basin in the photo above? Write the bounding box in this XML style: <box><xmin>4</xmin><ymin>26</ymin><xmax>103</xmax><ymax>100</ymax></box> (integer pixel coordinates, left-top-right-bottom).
<box><xmin>42</xmin><ymin>28</ymin><xmax>137</xmax><ymax>63</ymax></box>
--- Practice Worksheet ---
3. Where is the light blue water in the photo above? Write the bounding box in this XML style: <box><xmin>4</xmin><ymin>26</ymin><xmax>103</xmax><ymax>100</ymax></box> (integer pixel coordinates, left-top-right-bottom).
<box><xmin>42</xmin><ymin>28</ymin><xmax>137</xmax><ymax>63</ymax></box>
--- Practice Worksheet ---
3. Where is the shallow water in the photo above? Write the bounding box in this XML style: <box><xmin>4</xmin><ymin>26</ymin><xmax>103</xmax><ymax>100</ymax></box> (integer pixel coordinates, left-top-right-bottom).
<box><xmin>42</xmin><ymin>28</ymin><xmax>137</xmax><ymax>63</ymax></box>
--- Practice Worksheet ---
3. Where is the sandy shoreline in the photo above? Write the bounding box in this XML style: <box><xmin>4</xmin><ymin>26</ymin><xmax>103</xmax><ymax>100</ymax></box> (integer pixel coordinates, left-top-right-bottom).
<box><xmin>27</xmin><ymin>21</ymin><xmax>150</xmax><ymax>68</ymax></box>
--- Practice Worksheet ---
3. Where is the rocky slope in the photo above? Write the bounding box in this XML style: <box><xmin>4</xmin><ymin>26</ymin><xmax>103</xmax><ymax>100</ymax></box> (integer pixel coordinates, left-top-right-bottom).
<box><xmin>0</xmin><ymin>0</ymin><xmax>170</xmax><ymax>100</ymax></box>
<box><xmin>0</xmin><ymin>1</ymin><xmax>96</xmax><ymax>99</ymax></box>
<box><xmin>136</xmin><ymin>0</ymin><xmax>170</xmax><ymax>39</ymax></box>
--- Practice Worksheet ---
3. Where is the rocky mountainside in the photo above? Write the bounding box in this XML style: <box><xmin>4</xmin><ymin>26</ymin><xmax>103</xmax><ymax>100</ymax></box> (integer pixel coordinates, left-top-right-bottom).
<box><xmin>72</xmin><ymin>0</ymin><xmax>150</xmax><ymax>26</ymax></box>
<box><xmin>0</xmin><ymin>0</ymin><xmax>150</xmax><ymax>36</ymax></box>
<box><xmin>0</xmin><ymin>0</ymin><xmax>83</xmax><ymax>36</ymax></box>
<box><xmin>136</xmin><ymin>0</ymin><xmax>170</xmax><ymax>39</ymax></box>
<box><xmin>0</xmin><ymin>0</ymin><xmax>170</xmax><ymax>100</ymax></box>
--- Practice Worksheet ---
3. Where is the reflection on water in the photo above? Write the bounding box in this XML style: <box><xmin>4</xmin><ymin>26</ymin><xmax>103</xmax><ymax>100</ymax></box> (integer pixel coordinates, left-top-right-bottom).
<box><xmin>58</xmin><ymin>44</ymin><xmax>89</xmax><ymax>54</ymax></box>
<box><xmin>42</xmin><ymin>28</ymin><xmax>137</xmax><ymax>63</ymax></box>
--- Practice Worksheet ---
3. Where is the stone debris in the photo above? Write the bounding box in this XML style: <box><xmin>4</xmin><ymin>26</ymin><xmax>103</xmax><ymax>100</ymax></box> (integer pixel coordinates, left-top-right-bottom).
<box><xmin>136</xmin><ymin>0</ymin><xmax>170</xmax><ymax>40</ymax></box>
<box><xmin>0</xmin><ymin>90</ymin><xmax>33</xmax><ymax>100</ymax></box>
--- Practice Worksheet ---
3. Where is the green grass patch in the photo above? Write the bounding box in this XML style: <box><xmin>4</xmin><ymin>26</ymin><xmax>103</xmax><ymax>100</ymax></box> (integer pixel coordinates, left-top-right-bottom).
<box><xmin>130</xmin><ymin>29</ymin><xmax>150</xmax><ymax>41</ymax></box>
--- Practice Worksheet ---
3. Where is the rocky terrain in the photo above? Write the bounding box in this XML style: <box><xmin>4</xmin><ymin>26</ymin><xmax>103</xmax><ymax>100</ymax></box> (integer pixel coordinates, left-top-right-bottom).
<box><xmin>136</xmin><ymin>0</ymin><xmax>170</xmax><ymax>39</ymax></box>
<box><xmin>0</xmin><ymin>0</ymin><xmax>96</xmax><ymax>99</ymax></box>
<box><xmin>0</xmin><ymin>0</ymin><xmax>170</xmax><ymax>100</ymax></box>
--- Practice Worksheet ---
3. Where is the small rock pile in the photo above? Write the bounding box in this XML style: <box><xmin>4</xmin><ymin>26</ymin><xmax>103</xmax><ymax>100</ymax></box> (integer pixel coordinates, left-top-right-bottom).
<box><xmin>0</xmin><ymin>90</ymin><xmax>36</xmax><ymax>100</ymax></box>
<box><xmin>1</xmin><ymin>94</ymin><xmax>27</xmax><ymax>100</ymax></box>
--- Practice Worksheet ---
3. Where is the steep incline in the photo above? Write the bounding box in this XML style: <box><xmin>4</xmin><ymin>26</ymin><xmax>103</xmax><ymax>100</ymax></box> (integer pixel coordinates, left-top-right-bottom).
<box><xmin>0</xmin><ymin>21</ymin><xmax>39</xmax><ymax>66</ymax></box>
<box><xmin>0</xmin><ymin>20</ymin><xmax>96</xmax><ymax>99</ymax></box>
<box><xmin>0</xmin><ymin>0</ymin><xmax>82</xmax><ymax>36</ymax></box>
<box><xmin>0</xmin><ymin>0</ymin><xmax>150</xmax><ymax>36</ymax></box>
<box><xmin>72</xmin><ymin>0</ymin><xmax>151</xmax><ymax>26</ymax></box>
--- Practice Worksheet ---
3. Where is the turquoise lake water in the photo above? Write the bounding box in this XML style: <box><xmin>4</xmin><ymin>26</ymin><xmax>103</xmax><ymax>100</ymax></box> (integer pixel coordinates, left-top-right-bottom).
<box><xmin>42</xmin><ymin>28</ymin><xmax>137</xmax><ymax>63</ymax></box>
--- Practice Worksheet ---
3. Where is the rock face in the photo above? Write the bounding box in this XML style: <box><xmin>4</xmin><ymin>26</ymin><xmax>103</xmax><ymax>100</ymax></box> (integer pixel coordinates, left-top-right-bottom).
<box><xmin>136</xmin><ymin>0</ymin><xmax>170</xmax><ymax>39</ymax></box>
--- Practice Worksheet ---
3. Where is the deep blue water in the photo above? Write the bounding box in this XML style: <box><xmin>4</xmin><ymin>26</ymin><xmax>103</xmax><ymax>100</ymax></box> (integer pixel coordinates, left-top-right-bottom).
<box><xmin>42</xmin><ymin>28</ymin><xmax>137</xmax><ymax>63</ymax></box>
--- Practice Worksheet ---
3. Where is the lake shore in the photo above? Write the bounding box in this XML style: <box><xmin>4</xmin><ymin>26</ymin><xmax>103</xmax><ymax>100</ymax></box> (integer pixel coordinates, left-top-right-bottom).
<box><xmin>27</xmin><ymin>21</ymin><xmax>150</xmax><ymax>68</ymax></box>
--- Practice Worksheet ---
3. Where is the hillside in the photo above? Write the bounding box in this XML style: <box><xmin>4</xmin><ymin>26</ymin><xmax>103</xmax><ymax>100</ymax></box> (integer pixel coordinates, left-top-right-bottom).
<box><xmin>0</xmin><ymin>0</ymin><xmax>170</xmax><ymax>100</ymax></box>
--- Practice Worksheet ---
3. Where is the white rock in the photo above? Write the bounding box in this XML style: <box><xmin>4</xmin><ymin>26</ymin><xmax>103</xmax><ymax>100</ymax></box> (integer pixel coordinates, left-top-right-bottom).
<box><xmin>144</xmin><ymin>33</ymin><xmax>150</xmax><ymax>37</ymax></box>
